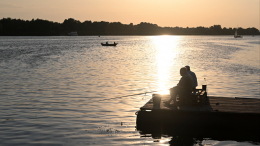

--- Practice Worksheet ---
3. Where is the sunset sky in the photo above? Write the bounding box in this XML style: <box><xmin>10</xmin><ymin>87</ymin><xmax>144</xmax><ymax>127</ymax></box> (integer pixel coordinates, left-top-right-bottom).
<box><xmin>0</xmin><ymin>0</ymin><xmax>259</xmax><ymax>29</ymax></box>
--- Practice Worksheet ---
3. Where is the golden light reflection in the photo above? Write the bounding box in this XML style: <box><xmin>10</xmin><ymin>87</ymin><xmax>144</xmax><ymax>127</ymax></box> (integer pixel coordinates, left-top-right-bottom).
<box><xmin>151</xmin><ymin>35</ymin><xmax>180</xmax><ymax>94</ymax></box>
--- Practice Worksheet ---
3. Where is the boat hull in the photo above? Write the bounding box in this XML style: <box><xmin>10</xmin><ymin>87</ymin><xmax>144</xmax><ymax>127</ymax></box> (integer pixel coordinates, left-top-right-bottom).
<box><xmin>234</xmin><ymin>36</ymin><xmax>243</xmax><ymax>38</ymax></box>
<box><xmin>101</xmin><ymin>43</ymin><xmax>118</xmax><ymax>46</ymax></box>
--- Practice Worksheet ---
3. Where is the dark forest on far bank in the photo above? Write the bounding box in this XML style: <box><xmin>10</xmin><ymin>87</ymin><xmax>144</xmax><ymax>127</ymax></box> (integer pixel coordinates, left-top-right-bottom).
<box><xmin>0</xmin><ymin>18</ymin><xmax>259</xmax><ymax>36</ymax></box>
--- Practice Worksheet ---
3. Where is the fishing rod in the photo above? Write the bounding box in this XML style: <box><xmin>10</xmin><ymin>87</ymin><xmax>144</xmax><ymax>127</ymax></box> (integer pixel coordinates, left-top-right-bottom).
<box><xmin>86</xmin><ymin>89</ymin><xmax>166</xmax><ymax>104</ymax></box>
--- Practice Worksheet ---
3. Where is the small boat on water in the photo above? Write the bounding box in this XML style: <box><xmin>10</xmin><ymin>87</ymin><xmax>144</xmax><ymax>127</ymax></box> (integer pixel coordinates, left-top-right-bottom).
<box><xmin>101</xmin><ymin>42</ymin><xmax>118</xmax><ymax>46</ymax></box>
<box><xmin>68</xmin><ymin>31</ymin><xmax>78</xmax><ymax>36</ymax></box>
<box><xmin>234</xmin><ymin>29</ymin><xmax>242</xmax><ymax>38</ymax></box>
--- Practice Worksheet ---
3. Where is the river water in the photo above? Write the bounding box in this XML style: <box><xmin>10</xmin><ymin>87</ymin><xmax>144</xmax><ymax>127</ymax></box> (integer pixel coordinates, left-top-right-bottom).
<box><xmin>0</xmin><ymin>36</ymin><xmax>259</xmax><ymax>146</ymax></box>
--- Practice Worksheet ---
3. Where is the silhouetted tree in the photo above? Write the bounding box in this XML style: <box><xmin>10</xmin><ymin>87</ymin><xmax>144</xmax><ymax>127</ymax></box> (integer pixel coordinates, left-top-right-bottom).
<box><xmin>210</xmin><ymin>25</ymin><xmax>222</xmax><ymax>35</ymax></box>
<box><xmin>0</xmin><ymin>23</ymin><xmax>2</xmax><ymax>34</ymax></box>
<box><xmin>61</xmin><ymin>18</ymin><xmax>80</xmax><ymax>34</ymax></box>
<box><xmin>246</xmin><ymin>27</ymin><xmax>259</xmax><ymax>35</ymax></box>
<box><xmin>78</xmin><ymin>20</ymin><xmax>92</xmax><ymax>35</ymax></box>
<box><xmin>136</xmin><ymin>22</ymin><xmax>160</xmax><ymax>35</ymax></box>
<box><xmin>92</xmin><ymin>21</ymin><xmax>109</xmax><ymax>35</ymax></box>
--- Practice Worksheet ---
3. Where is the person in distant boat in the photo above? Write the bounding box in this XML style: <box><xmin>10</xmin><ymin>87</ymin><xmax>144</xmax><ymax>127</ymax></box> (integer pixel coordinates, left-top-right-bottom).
<box><xmin>114</xmin><ymin>42</ymin><xmax>116</xmax><ymax>44</ymax></box>
<box><xmin>165</xmin><ymin>67</ymin><xmax>193</xmax><ymax>105</ymax></box>
<box><xmin>106</xmin><ymin>41</ymin><xmax>108</xmax><ymax>44</ymax></box>
<box><xmin>185</xmin><ymin>66</ymin><xmax>198</xmax><ymax>91</ymax></box>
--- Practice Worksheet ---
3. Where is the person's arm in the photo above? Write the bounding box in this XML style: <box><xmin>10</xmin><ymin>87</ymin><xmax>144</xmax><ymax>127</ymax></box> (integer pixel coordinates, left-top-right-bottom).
<box><xmin>194</xmin><ymin>73</ymin><xmax>198</xmax><ymax>87</ymax></box>
<box><xmin>177</xmin><ymin>76</ymin><xmax>185</xmax><ymax>88</ymax></box>
<box><xmin>165</xmin><ymin>88</ymin><xmax>174</xmax><ymax>104</ymax></box>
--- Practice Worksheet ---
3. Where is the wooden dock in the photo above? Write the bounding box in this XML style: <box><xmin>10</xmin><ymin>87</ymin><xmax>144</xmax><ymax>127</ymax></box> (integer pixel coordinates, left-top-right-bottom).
<box><xmin>140</xmin><ymin>94</ymin><xmax>260</xmax><ymax>114</ymax></box>
<box><xmin>136</xmin><ymin>93</ymin><xmax>260</xmax><ymax>141</ymax></box>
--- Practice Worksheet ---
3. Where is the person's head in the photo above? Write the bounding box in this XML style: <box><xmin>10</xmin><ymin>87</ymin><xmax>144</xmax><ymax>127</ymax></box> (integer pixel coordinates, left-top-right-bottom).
<box><xmin>185</xmin><ymin>66</ymin><xmax>190</xmax><ymax>71</ymax></box>
<box><xmin>180</xmin><ymin>67</ymin><xmax>187</xmax><ymax>76</ymax></box>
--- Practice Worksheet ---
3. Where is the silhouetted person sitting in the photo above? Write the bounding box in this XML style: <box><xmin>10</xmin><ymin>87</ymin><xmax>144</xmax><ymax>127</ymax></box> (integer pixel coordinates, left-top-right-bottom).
<box><xmin>106</xmin><ymin>41</ymin><xmax>108</xmax><ymax>44</ymax></box>
<box><xmin>114</xmin><ymin>42</ymin><xmax>116</xmax><ymax>44</ymax></box>
<box><xmin>185</xmin><ymin>66</ymin><xmax>198</xmax><ymax>91</ymax></box>
<box><xmin>165</xmin><ymin>67</ymin><xmax>193</xmax><ymax>106</ymax></box>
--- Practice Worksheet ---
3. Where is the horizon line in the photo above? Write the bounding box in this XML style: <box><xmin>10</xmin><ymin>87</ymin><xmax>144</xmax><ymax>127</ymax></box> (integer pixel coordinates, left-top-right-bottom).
<box><xmin>1</xmin><ymin>17</ymin><xmax>258</xmax><ymax>30</ymax></box>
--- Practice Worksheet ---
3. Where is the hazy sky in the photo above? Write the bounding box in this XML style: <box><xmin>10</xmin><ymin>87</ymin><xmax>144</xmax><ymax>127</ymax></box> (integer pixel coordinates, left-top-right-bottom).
<box><xmin>0</xmin><ymin>0</ymin><xmax>259</xmax><ymax>29</ymax></box>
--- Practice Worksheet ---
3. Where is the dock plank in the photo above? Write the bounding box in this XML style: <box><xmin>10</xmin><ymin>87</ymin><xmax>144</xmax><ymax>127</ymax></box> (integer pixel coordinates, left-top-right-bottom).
<box><xmin>140</xmin><ymin>95</ymin><xmax>260</xmax><ymax>114</ymax></box>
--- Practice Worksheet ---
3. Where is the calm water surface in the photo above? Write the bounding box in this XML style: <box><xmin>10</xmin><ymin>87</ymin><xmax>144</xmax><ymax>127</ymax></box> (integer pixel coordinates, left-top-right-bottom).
<box><xmin>0</xmin><ymin>36</ymin><xmax>259</xmax><ymax>146</ymax></box>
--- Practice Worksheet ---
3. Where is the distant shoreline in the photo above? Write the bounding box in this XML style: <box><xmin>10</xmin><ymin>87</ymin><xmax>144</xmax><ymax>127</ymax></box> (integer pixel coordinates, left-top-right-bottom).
<box><xmin>1</xmin><ymin>18</ymin><xmax>259</xmax><ymax>36</ymax></box>
<box><xmin>0</xmin><ymin>35</ymin><xmax>259</xmax><ymax>36</ymax></box>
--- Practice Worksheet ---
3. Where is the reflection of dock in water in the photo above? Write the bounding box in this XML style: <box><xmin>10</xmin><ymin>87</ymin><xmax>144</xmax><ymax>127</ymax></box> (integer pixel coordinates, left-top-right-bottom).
<box><xmin>136</xmin><ymin>90</ymin><xmax>260</xmax><ymax>143</ymax></box>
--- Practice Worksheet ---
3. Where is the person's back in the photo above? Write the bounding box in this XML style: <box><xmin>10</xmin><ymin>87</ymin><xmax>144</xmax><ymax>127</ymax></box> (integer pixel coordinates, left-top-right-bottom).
<box><xmin>185</xmin><ymin>66</ymin><xmax>198</xmax><ymax>89</ymax></box>
<box><xmin>188</xmin><ymin>71</ymin><xmax>197</xmax><ymax>87</ymax></box>
<box><xmin>166</xmin><ymin>67</ymin><xmax>193</xmax><ymax>105</ymax></box>
<box><xmin>178</xmin><ymin>73</ymin><xmax>193</xmax><ymax>94</ymax></box>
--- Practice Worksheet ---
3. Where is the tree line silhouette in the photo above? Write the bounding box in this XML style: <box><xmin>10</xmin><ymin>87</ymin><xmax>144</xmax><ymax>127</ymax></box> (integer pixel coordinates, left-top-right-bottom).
<box><xmin>0</xmin><ymin>18</ymin><xmax>259</xmax><ymax>36</ymax></box>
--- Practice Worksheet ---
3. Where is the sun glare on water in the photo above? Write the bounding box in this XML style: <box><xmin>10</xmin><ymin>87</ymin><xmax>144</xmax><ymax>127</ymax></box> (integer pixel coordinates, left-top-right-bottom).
<box><xmin>151</xmin><ymin>35</ymin><xmax>180</xmax><ymax>94</ymax></box>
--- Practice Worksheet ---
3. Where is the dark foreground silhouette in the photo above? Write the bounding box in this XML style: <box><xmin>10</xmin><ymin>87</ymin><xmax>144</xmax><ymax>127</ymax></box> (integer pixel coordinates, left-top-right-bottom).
<box><xmin>137</xmin><ymin>116</ymin><xmax>260</xmax><ymax>145</ymax></box>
